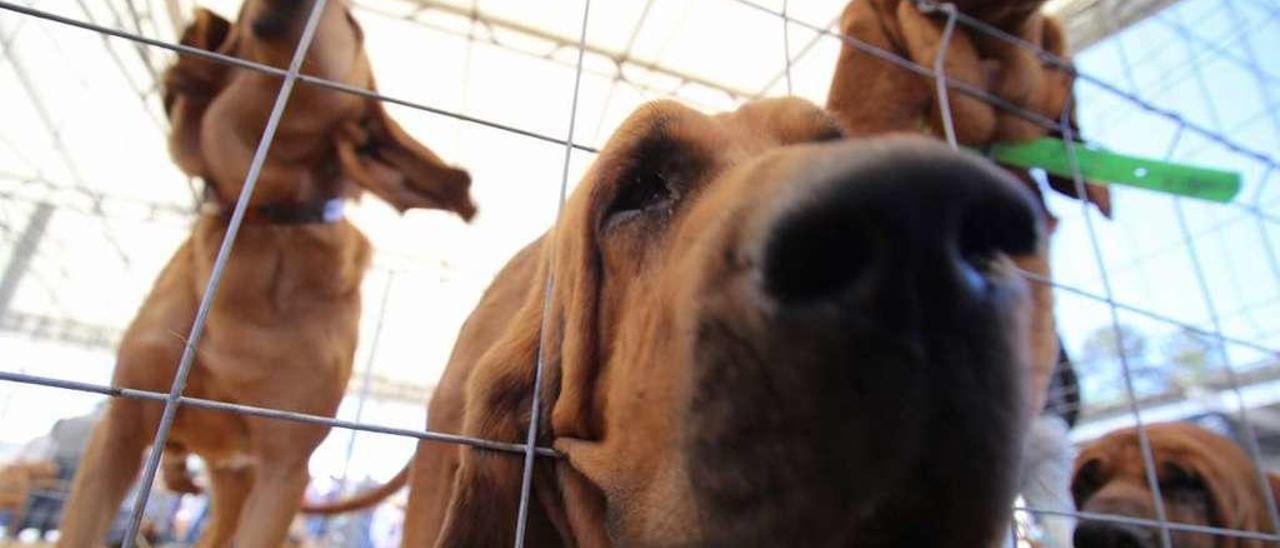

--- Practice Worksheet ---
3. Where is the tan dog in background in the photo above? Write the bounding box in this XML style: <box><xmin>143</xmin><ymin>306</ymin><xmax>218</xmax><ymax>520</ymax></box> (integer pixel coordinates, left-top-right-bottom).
<box><xmin>826</xmin><ymin>0</ymin><xmax>1111</xmax><ymax>419</ymax></box>
<box><xmin>828</xmin><ymin>0</ymin><xmax>1080</xmax><ymax>144</ymax></box>
<box><xmin>56</xmin><ymin>0</ymin><xmax>474</xmax><ymax>546</ymax></box>
<box><xmin>1073</xmin><ymin>422</ymin><xmax>1280</xmax><ymax>547</ymax></box>
<box><xmin>392</xmin><ymin>97</ymin><xmax>1045</xmax><ymax>546</ymax></box>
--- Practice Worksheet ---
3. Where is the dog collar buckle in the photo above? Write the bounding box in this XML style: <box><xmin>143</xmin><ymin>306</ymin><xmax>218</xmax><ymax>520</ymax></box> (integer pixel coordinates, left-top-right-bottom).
<box><xmin>321</xmin><ymin>198</ymin><xmax>345</xmax><ymax>223</ymax></box>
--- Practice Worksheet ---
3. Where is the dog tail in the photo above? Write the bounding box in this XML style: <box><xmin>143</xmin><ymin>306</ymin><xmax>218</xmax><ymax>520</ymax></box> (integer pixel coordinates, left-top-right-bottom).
<box><xmin>299</xmin><ymin>463</ymin><xmax>410</xmax><ymax>515</ymax></box>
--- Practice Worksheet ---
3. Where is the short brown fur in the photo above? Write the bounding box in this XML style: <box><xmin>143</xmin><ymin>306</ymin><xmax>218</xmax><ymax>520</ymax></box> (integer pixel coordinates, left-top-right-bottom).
<box><xmin>1073</xmin><ymin>422</ymin><xmax>1280</xmax><ymax>547</ymax></box>
<box><xmin>400</xmin><ymin>98</ymin><xmax>1043</xmax><ymax>546</ymax></box>
<box><xmin>56</xmin><ymin>1</ymin><xmax>473</xmax><ymax>546</ymax></box>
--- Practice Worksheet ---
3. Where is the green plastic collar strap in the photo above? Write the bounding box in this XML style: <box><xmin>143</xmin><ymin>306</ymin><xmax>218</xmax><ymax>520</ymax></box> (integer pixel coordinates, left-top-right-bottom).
<box><xmin>985</xmin><ymin>137</ymin><xmax>1242</xmax><ymax>203</ymax></box>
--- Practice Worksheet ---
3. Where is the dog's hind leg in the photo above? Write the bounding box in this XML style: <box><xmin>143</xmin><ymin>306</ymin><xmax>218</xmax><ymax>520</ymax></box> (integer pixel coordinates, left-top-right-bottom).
<box><xmin>56</xmin><ymin>398</ymin><xmax>159</xmax><ymax>547</ymax></box>
<box><xmin>194</xmin><ymin>465</ymin><xmax>254</xmax><ymax>548</ymax></box>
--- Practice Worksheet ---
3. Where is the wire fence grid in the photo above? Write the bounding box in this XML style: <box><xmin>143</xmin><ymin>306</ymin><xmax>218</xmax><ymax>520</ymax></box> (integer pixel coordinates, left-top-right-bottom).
<box><xmin>1</xmin><ymin>0</ymin><xmax>1279</xmax><ymax>546</ymax></box>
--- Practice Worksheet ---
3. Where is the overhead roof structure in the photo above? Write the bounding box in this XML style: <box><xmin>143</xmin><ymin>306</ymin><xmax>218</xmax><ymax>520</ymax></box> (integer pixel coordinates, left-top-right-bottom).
<box><xmin>1046</xmin><ymin>0</ymin><xmax>1183</xmax><ymax>51</ymax></box>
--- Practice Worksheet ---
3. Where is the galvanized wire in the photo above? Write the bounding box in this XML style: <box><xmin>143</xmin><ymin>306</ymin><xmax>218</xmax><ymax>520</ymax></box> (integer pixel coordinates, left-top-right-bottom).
<box><xmin>514</xmin><ymin>1</ymin><xmax>592</xmax><ymax>545</ymax></box>
<box><xmin>0</xmin><ymin>370</ymin><xmax>557</xmax><ymax>457</ymax></box>
<box><xmin>781</xmin><ymin>0</ymin><xmax>792</xmax><ymax>95</ymax></box>
<box><xmin>920</xmin><ymin>0</ymin><xmax>1280</xmax><ymax>170</ymax></box>
<box><xmin>756</xmin><ymin>13</ymin><xmax>840</xmax><ymax>96</ymax></box>
<box><xmin>0</xmin><ymin>1</ymin><xmax>601</xmax><ymax>155</ymax></box>
<box><xmin>731</xmin><ymin>0</ymin><xmax>1280</xmax><ymax>172</ymax></box>
<box><xmin>729</xmin><ymin>0</ymin><xmax>1064</xmax><ymax>136</ymax></box>
<box><xmin>925</xmin><ymin>1</ymin><xmax>961</xmax><ymax>150</ymax></box>
<box><xmin>1168</xmin><ymin>126</ymin><xmax>1280</xmax><ymax>539</ymax></box>
<box><xmin>1016</xmin><ymin>506</ymin><xmax>1280</xmax><ymax>542</ymax></box>
<box><xmin>2</xmin><ymin>0</ymin><xmax>1280</xmax><ymax>546</ymax></box>
<box><xmin>1059</xmin><ymin>98</ymin><xmax>1174</xmax><ymax>548</ymax></box>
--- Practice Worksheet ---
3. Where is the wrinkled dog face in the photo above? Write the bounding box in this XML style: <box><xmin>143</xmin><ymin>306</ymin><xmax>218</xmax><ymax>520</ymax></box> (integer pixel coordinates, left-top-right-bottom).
<box><xmin>1072</xmin><ymin>424</ymin><xmax>1278</xmax><ymax>548</ymax></box>
<box><xmin>1074</xmin><ymin>456</ymin><xmax>1218</xmax><ymax>548</ymax></box>
<box><xmin>554</xmin><ymin>98</ymin><xmax>1041</xmax><ymax>546</ymax></box>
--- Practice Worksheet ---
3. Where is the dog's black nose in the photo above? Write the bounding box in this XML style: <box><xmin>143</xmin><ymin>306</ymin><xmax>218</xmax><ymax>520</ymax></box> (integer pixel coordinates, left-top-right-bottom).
<box><xmin>762</xmin><ymin>138</ymin><xmax>1041</xmax><ymax>316</ymax></box>
<box><xmin>1074</xmin><ymin>521</ymin><xmax>1157</xmax><ymax>548</ymax></box>
<box><xmin>251</xmin><ymin>0</ymin><xmax>307</xmax><ymax>39</ymax></box>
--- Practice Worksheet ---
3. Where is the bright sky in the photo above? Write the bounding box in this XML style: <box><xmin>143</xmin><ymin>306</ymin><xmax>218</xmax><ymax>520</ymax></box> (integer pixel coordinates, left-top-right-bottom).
<box><xmin>1</xmin><ymin>0</ymin><xmax>1279</xmax><ymax>482</ymax></box>
<box><xmin>1053</xmin><ymin>0</ymin><xmax>1280</xmax><ymax>412</ymax></box>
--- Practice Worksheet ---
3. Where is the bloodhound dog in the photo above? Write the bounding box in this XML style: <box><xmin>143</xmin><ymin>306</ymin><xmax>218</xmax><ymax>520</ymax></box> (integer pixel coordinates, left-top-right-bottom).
<box><xmin>827</xmin><ymin>0</ymin><xmax>1085</xmax><ymax>145</ymax></box>
<box><xmin>826</xmin><ymin>0</ymin><xmax>1111</xmax><ymax>420</ymax></box>
<box><xmin>56</xmin><ymin>0</ymin><xmax>473</xmax><ymax>546</ymax></box>
<box><xmin>393</xmin><ymin>97</ymin><xmax>1046</xmax><ymax>546</ymax></box>
<box><xmin>1073</xmin><ymin>422</ymin><xmax>1280</xmax><ymax>548</ymax></box>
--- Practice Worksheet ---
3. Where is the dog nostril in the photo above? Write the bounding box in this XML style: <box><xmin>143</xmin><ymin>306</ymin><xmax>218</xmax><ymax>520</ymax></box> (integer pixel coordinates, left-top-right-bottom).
<box><xmin>958</xmin><ymin>194</ymin><xmax>1040</xmax><ymax>262</ymax></box>
<box><xmin>251</xmin><ymin>15</ymin><xmax>287</xmax><ymax>38</ymax></box>
<box><xmin>1116</xmin><ymin>535</ymin><xmax>1143</xmax><ymax>548</ymax></box>
<box><xmin>1074</xmin><ymin>522</ymin><xmax>1154</xmax><ymax>548</ymax></box>
<box><xmin>761</xmin><ymin>209</ymin><xmax>874</xmax><ymax>304</ymax></box>
<box><xmin>250</xmin><ymin>1</ymin><xmax>306</xmax><ymax>39</ymax></box>
<box><xmin>761</xmin><ymin>185</ymin><xmax>1037</xmax><ymax>305</ymax></box>
<box><xmin>954</xmin><ymin>203</ymin><xmax>1031</xmax><ymax>293</ymax></box>
<box><xmin>760</xmin><ymin>140</ymin><xmax>1042</xmax><ymax>307</ymax></box>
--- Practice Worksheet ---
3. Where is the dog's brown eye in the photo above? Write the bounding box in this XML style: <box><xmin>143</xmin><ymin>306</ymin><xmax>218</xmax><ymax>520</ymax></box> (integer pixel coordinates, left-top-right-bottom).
<box><xmin>607</xmin><ymin>170</ymin><xmax>679</xmax><ymax>224</ymax></box>
<box><xmin>603</xmin><ymin>136</ymin><xmax>701</xmax><ymax>227</ymax></box>
<box><xmin>1072</xmin><ymin>458</ymin><xmax>1106</xmax><ymax>504</ymax></box>
<box><xmin>1161</xmin><ymin>462</ymin><xmax>1207</xmax><ymax>493</ymax></box>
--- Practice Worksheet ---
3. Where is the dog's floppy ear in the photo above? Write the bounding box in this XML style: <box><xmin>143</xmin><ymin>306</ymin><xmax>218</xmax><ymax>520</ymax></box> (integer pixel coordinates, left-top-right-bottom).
<box><xmin>163</xmin><ymin>8</ymin><xmax>233</xmax><ymax>178</ymax></box>
<box><xmin>335</xmin><ymin>99</ymin><xmax>476</xmax><ymax>221</ymax></box>
<box><xmin>435</xmin><ymin>182</ymin><xmax>612</xmax><ymax>546</ymax></box>
<box><xmin>1164</xmin><ymin>436</ymin><xmax>1278</xmax><ymax>537</ymax></box>
<box><xmin>431</xmin><ymin>259</ymin><xmax>588</xmax><ymax>545</ymax></box>
<box><xmin>433</xmin><ymin>299</ymin><xmax>550</xmax><ymax>546</ymax></box>
<box><xmin>1186</xmin><ymin>454</ymin><xmax>1259</xmax><ymax>532</ymax></box>
<box><xmin>1070</xmin><ymin>453</ymin><xmax>1106</xmax><ymax>508</ymax></box>
<box><xmin>1233</xmin><ymin>470</ymin><xmax>1280</xmax><ymax>537</ymax></box>
<box><xmin>1264</xmin><ymin>473</ymin><xmax>1280</xmax><ymax>535</ymax></box>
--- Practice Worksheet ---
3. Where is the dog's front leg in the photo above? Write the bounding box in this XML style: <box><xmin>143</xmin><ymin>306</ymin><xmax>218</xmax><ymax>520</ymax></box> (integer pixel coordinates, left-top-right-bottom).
<box><xmin>194</xmin><ymin>466</ymin><xmax>254</xmax><ymax>548</ymax></box>
<box><xmin>233</xmin><ymin>417</ymin><xmax>328</xmax><ymax>547</ymax></box>
<box><xmin>56</xmin><ymin>399</ymin><xmax>156</xmax><ymax>547</ymax></box>
<box><xmin>233</xmin><ymin>461</ymin><xmax>309</xmax><ymax>547</ymax></box>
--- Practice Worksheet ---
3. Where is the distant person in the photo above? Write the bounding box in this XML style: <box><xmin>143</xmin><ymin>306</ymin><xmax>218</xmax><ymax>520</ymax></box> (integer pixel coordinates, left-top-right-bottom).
<box><xmin>4</xmin><ymin>402</ymin><xmax>105</xmax><ymax>537</ymax></box>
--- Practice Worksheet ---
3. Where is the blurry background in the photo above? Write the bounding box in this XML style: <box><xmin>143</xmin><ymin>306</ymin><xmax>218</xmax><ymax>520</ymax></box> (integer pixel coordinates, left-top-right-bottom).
<box><xmin>1</xmin><ymin>0</ymin><xmax>1278</xmax><ymax>544</ymax></box>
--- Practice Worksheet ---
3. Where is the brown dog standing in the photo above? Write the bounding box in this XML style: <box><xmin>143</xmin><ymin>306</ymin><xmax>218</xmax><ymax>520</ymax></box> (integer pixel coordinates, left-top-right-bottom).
<box><xmin>1073</xmin><ymin>422</ymin><xmax>1280</xmax><ymax>548</ymax></box>
<box><xmin>55</xmin><ymin>1</ymin><xmax>474</xmax><ymax>546</ymax></box>
<box><xmin>826</xmin><ymin>0</ymin><xmax>1111</xmax><ymax>421</ymax></box>
<box><xmin>393</xmin><ymin>97</ymin><xmax>1045</xmax><ymax>546</ymax></box>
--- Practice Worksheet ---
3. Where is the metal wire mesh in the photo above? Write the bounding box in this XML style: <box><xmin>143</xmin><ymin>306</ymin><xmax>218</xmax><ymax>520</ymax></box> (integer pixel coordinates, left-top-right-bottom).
<box><xmin>1</xmin><ymin>0</ymin><xmax>1279</xmax><ymax>546</ymax></box>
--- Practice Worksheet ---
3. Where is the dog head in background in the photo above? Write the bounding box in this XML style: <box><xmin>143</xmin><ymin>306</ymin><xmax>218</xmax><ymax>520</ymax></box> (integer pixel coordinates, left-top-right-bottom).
<box><xmin>162</xmin><ymin>0</ymin><xmax>475</xmax><ymax>220</ymax></box>
<box><xmin>1073</xmin><ymin>422</ymin><xmax>1280</xmax><ymax>548</ymax></box>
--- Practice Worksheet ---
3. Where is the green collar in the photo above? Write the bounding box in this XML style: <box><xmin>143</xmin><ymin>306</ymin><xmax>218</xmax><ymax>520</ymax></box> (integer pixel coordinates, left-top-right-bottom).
<box><xmin>982</xmin><ymin>137</ymin><xmax>1241</xmax><ymax>203</ymax></box>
